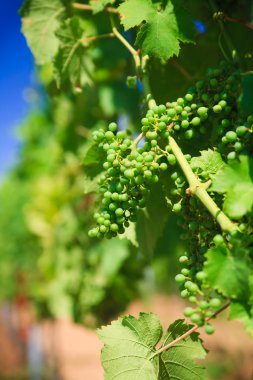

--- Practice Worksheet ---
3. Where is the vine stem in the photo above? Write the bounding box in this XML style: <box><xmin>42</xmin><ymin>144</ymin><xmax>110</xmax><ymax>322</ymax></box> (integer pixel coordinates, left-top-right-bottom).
<box><xmin>219</xmin><ymin>13</ymin><xmax>253</xmax><ymax>31</ymax></box>
<box><xmin>208</xmin><ymin>0</ymin><xmax>236</xmax><ymax>59</ymax></box>
<box><xmin>72</xmin><ymin>2</ymin><xmax>118</xmax><ymax>13</ymax></box>
<box><xmin>82</xmin><ymin>33</ymin><xmax>115</xmax><ymax>43</ymax></box>
<box><xmin>132</xmin><ymin>132</ymin><xmax>144</xmax><ymax>150</ymax></box>
<box><xmin>109</xmin><ymin>15</ymin><xmax>141</xmax><ymax>70</ymax></box>
<box><xmin>168</xmin><ymin>135</ymin><xmax>237</xmax><ymax>233</ymax></box>
<box><xmin>154</xmin><ymin>302</ymin><xmax>230</xmax><ymax>356</ymax></box>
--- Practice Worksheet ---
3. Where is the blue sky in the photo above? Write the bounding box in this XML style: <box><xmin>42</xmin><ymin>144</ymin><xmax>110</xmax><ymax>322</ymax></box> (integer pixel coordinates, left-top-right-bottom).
<box><xmin>0</xmin><ymin>1</ymin><xmax>34</xmax><ymax>177</ymax></box>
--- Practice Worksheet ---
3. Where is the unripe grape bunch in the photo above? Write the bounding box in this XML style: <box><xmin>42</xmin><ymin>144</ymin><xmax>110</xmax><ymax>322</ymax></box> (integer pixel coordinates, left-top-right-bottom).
<box><xmin>87</xmin><ymin>62</ymin><xmax>253</xmax><ymax>330</ymax></box>
<box><xmin>88</xmin><ymin>62</ymin><xmax>252</xmax><ymax>239</ymax></box>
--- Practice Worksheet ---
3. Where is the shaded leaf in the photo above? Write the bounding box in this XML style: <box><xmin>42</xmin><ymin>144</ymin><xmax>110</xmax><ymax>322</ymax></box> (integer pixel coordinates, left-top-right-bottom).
<box><xmin>20</xmin><ymin>0</ymin><xmax>66</xmax><ymax>64</ymax></box>
<box><xmin>55</xmin><ymin>17</ymin><xmax>94</xmax><ymax>88</ymax></box>
<box><xmin>136</xmin><ymin>183</ymin><xmax>169</xmax><ymax>256</ymax></box>
<box><xmin>90</xmin><ymin>0</ymin><xmax>115</xmax><ymax>14</ymax></box>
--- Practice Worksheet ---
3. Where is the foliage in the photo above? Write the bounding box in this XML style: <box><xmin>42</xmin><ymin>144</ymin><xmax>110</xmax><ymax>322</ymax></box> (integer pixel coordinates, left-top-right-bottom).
<box><xmin>0</xmin><ymin>0</ymin><xmax>253</xmax><ymax>378</ymax></box>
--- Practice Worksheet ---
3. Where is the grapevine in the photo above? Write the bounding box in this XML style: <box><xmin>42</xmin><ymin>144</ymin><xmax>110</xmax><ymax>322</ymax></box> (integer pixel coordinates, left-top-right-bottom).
<box><xmin>1</xmin><ymin>0</ymin><xmax>253</xmax><ymax>379</ymax></box>
<box><xmin>89</xmin><ymin>62</ymin><xmax>253</xmax><ymax>336</ymax></box>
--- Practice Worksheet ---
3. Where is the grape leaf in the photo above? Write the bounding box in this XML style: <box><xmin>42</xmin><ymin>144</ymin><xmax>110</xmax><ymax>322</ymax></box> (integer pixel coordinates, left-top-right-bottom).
<box><xmin>229</xmin><ymin>302</ymin><xmax>253</xmax><ymax>337</ymax></box>
<box><xmin>90</xmin><ymin>0</ymin><xmax>115</xmax><ymax>14</ymax></box>
<box><xmin>210</xmin><ymin>155</ymin><xmax>253</xmax><ymax>219</ymax></box>
<box><xmin>159</xmin><ymin>319</ymin><xmax>206</xmax><ymax>379</ymax></box>
<box><xmin>136</xmin><ymin>183</ymin><xmax>169</xmax><ymax>256</ymax></box>
<box><xmin>20</xmin><ymin>0</ymin><xmax>66</xmax><ymax>64</ymax></box>
<box><xmin>83</xmin><ymin>142</ymin><xmax>106</xmax><ymax>178</ymax></box>
<box><xmin>191</xmin><ymin>149</ymin><xmax>224</xmax><ymax>175</ymax></box>
<box><xmin>118</xmin><ymin>222</ymin><xmax>139</xmax><ymax>247</ymax></box>
<box><xmin>55</xmin><ymin>17</ymin><xmax>94</xmax><ymax>88</ymax></box>
<box><xmin>83</xmin><ymin>174</ymin><xmax>99</xmax><ymax>194</ymax></box>
<box><xmin>204</xmin><ymin>245</ymin><xmax>250</xmax><ymax>300</ymax></box>
<box><xmin>119</xmin><ymin>0</ymin><xmax>195</xmax><ymax>60</ymax></box>
<box><xmin>98</xmin><ymin>314</ymin><xmax>206</xmax><ymax>380</ymax></box>
<box><xmin>118</xmin><ymin>0</ymin><xmax>154</xmax><ymax>30</ymax></box>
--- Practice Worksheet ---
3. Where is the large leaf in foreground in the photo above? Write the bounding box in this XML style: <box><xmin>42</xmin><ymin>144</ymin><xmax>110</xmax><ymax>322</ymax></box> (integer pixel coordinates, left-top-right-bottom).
<box><xmin>159</xmin><ymin>319</ymin><xmax>206</xmax><ymax>380</ymax></box>
<box><xmin>98</xmin><ymin>313</ymin><xmax>206</xmax><ymax>380</ymax></box>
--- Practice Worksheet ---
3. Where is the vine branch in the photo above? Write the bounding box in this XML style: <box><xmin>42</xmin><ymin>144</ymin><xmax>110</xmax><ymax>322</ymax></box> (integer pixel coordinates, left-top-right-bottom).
<box><xmin>72</xmin><ymin>2</ymin><xmax>118</xmax><ymax>13</ymax></box>
<box><xmin>169</xmin><ymin>135</ymin><xmax>237</xmax><ymax>233</ymax></box>
<box><xmin>214</xmin><ymin>12</ymin><xmax>253</xmax><ymax>31</ymax></box>
<box><xmin>154</xmin><ymin>302</ymin><xmax>230</xmax><ymax>356</ymax></box>
<box><xmin>209</xmin><ymin>0</ymin><xmax>236</xmax><ymax>60</ymax></box>
<box><xmin>110</xmin><ymin>15</ymin><xmax>141</xmax><ymax>70</ymax></box>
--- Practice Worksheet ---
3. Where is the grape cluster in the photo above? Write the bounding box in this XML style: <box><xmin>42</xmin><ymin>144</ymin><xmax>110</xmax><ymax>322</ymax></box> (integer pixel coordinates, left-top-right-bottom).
<box><xmin>88</xmin><ymin>62</ymin><xmax>253</xmax><ymax>328</ymax></box>
<box><xmin>88</xmin><ymin>120</ymin><xmax>171</xmax><ymax>238</ymax></box>
<box><xmin>89</xmin><ymin>62</ymin><xmax>252</xmax><ymax>239</ymax></box>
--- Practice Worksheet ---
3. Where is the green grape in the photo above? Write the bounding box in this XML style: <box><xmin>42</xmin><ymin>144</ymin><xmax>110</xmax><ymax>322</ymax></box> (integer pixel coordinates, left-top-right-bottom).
<box><xmin>172</xmin><ymin>203</ymin><xmax>182</xmax><ymax>213</ymax></box>
<box><xmin>199</xmin><ymin>301</ymin><xmax>209</xmax><ymax>310</ymax></box>
<box><xmin>210</xmin><ymin>298</ymin><xmax>221</xmax><ymax>309</ymax></box>
<box><xmin>196</xmin><ymin>271</ymin><xmax>207</xmax><ymax>281</ymax></box>
<box><xmin>181</xmin><ymin>120</ymin><xmax>189</xmax><ymax>129</ymax></box>
<box><xmin>189</xmin><ymin>296</ymin><xmax>197</xmax><ymax>303</ymax></box>
<box><xmin>197</xmin><ymin>107</ymin><xmax>208</xmax><ymax>116</ymax></box>
<box><xmin>184</xmin><ymin>129</ymin><xmax>194</xmax><ymax>139</ymax></box>
<box><xmin>213</xmin><ymin>234</ymin><xmax>224</xmax><ymax>245</ymax></box>
<box><xmin>227</xmin><ymin>151</ymin><xmax>236</xmax><ymax>160</ymax></box>
<box><xmin>213</xmin><ymin>104</ymin><xmax>222</xmax><ymax>113</ymax></box>
<box><xmin>167</xmin><ymin>154</ymin><xmax>176</xmax><ymax>165</ymax></box>
<box><xmin>160</xmin><ymin>163</ymin><xmax>168</xmax><ymax>171</ymax></box>
<box><xmin>109</xmin><ymin>122</ymin><xmax>117</xmax><ymax>132</ymax></box>
<box><xmin>179</xmin><ymin>255</ymin><xmax>189</xmax><ymax>263</ymax></box>
<box><xmin>185</xmin><ymin>93</ymin><xmax>193</xmax><ymax>101</ymax></box>
<box><xmin>181</xmin><ymin>268</ymin><xmax>190</xmax><ymax>275</ymax></box>
<box><xmin>175</xmin><ymin>274</ymin><xmax>186</xmax><ymax>283</ymax></box>
<box><xmin>185</xmin><ymin>281</ymin><xmax>199</xmax><ymax>294</ymax></box>
<box><xmin>190</xmin><ymin>313</ymin><xmax>202</xmax><ymax>324</ymax></box>
<box><xmin>226</xmin><ymin>131</ymin><xmax>237</xmax><ymax>142</ymax></box>
<box><xmin>205</xmin><ymin>324</ymin><xmax>215</xmax><ymax>334</ymax></box>
<box><xmin>236</xmin><ymin>126</ymin><xmax>247</xmax><ymax>136</ymax></box>
<box><xmin>184</xmin><ymin>307</ymin><xmax>194</xmax><ymax>317</ymax></box>
<box><xmin>181</xmin><ymin>289</ymin><xmax>190</xmax><ymax>299</ymax></box>
<box><xmin>191</xmin><ymin>117</ymin><xmax>201</xmax><ymax>126</ymax></box>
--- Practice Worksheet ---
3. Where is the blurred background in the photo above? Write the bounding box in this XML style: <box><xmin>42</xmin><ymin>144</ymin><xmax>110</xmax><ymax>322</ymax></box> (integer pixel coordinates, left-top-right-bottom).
<box><xmin>1</xmin><ymin>2</ymin><xmax>253</xmax><ymax>380</ymax></box>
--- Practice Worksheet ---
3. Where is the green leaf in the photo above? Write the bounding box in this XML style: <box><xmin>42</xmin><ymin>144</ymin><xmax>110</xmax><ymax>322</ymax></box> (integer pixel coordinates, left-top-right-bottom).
<box><xmin>20</xmin><ymin>0</ymin><xmax>66</xmax><ymax>65</ymax></box>
<box><xmin>204</xmin><ymin>245</ymin><xmax>250</xmax><ymax>300</ymax></box>
<box><xmin>229</xmin><ymin>302</ymin><xmax>253</xmax><ymax>337</ymax></box>
<box><xmin>118</xmin><ymin>0</ymin><xmax>154</xmax><ymax>30</ymax></box>
<box><xmin>83</xmin><ymin>142</ymin><xmax>106</xmax><ymax>178</ymax></box>
<box><xmin>98</xmin><ymin>314</ymin><xmax>206</xmax><ymax>380</ymax></box>
<box><xmin>55</xmin><ymin>17</ymin><xmax>94</xmax><ymax>88</ymax></box>
<box><xmin>191</xmin><ymin>149</ymin><xmax>224</xmax><ymax>175</ymax></box>
<box><xmin>90</xmin><ymin>0</ymin><xmax>115</xmax><ymax>14</ymax></box>
<box><xmin>159</xmin><ymin>319</ymin><xmax>206</xmax><ymax>379</ymax></box>
<box><xmin>98</xmin><ymin>313</ymin><xmax>160</xmax><ymax>380</ymax></box>
<box><xmin>210</xmin><ymin>155</ymin><xmax>253</xmax><ymax>219</ymax></box>
<box><xmin>83</xmin><ymin>174</ymin><xmax>99</xmax><ymax>194</ymax></box>
<box><xmin>118</xmin><ymin>222</ymin><xmax>138</xmax><ymax>247</ymax></box>
<box><xmin>136</xmin><ymin>183</ymin><xmax>169</xmax><ymax>256</ymax></box>
<box><xmin>135</xmin><ymin>0</ymin><xmax>194</xmax><ymax>61</ymax></box>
